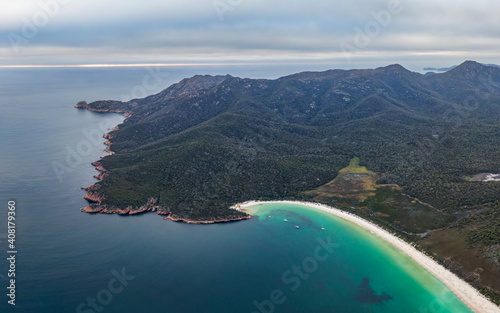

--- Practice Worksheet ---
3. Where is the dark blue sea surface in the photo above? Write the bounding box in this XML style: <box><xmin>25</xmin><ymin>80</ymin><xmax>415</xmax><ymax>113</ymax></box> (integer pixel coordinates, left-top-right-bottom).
<box><xmin>0</xmin><ymin>67</ymin><xmax>472</xmax><ymax>313</ymax></box>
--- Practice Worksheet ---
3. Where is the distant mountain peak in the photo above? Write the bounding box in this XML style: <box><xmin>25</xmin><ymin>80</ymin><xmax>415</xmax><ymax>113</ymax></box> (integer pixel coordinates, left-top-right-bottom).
<box><xmin>375</xmin><ymin>64</ymin><xmax>410</xmax><ymax>74</ymax></box>
<box><xmin>181</xmin><ymin>74</ymin><xmax>232</xmax><ymax>85</ymax></box>
<box><xmin>449</xmin><ymin>60</ymin><xmax>490</xmax><ymax>79</ymax></box>
<box><xmin>171</xmin><ymin>74</ymin><xmax>231</xmax><ymax>94</ymax></box>
<box><xmin>424</xmin><ymin>61</ymin><xmax>500</xmax><ymax>73</ymax></box>
<box><xmin>458</xmin><ymin>60</ymin><xmax>484</xmax><ymax>68</ymax></box>
<box><xmin>452</xmin><ymin>60</ymin><xmax>492</xmax><ymax>72</ymax></box>
<box><xmin>386</xmin><ymin>63</ymin><xmax>406</xmax><ymax>69</ymax></box>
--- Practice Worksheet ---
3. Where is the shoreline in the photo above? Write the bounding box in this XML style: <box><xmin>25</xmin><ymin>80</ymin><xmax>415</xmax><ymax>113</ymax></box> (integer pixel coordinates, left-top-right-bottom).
<box><xmin>82</xmin><ymin>203</ymin><xmax>253</xmax><ymax>223</ymax></box>
<box><xmin>76</xmin><ymin>103</ymin><xmax>252</xmax><ymax>225</ymax></box>
<box><xmin>75</xmin><ymin>101</ymin><xmax>132</xmax><ymax>118</ymax></box>
<box><xmin>77</xmin><ymin>101</ymin><xmax>125</xmax><ymax>205</ymax></box>
<box><xmin>162</xmin><ymin>214</ymin><xmax>253</xmax><ymax>224</ymax></box>
<box><xmin>236</xmin><ymin>200</ymin><xmax>500</xmax><ymax>313</ymax></box>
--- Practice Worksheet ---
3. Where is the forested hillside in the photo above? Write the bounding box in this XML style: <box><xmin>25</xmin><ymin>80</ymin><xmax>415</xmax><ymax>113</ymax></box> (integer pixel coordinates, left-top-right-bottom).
<box><xmin>77</xmin><ymin>61</ymin><xmax>500</xmax><ymax>301</ymax></box>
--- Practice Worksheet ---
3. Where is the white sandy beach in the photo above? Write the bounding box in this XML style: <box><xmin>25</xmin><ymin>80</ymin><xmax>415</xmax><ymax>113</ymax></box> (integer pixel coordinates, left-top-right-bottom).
<box><xmin>236</xmin><ymin>200</ymin><xmax>500</xmax><ymax>313</ymax></box>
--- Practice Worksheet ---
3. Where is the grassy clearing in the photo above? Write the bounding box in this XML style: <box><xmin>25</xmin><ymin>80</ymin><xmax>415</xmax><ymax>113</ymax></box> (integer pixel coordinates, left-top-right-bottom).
<box><xmin>339</xmin><ymin>157</ymin><xmax>371</xmax><ymax>174</ymax></box>
<box><xmin>305</xmin><ymin>157</ymin><xmax>456</xmax><ymax>233</ymax></box>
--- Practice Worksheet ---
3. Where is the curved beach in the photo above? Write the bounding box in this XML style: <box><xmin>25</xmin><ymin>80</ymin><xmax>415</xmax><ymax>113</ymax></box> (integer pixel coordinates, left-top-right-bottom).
<box><xmin>236</xmin><ymin>200</ymin><xmax>500</xmax><ymax>313</ymax></box>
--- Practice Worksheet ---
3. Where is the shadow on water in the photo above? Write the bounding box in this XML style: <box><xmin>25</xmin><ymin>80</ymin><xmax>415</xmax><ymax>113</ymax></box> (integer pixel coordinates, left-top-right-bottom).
<box><xmin>353</xmin><ymin>277</ymin><xmax>393</xmax><ymax>304</ymax></box>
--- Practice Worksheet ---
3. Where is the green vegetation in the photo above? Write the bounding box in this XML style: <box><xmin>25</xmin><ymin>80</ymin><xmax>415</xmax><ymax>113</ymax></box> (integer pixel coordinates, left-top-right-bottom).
<box><xmin>305</xmin><ymin>157</ymin><xmax>456</xmax><ymax>234</ymax></box>
<box><xmin>457</xmin><ymin>202</ymin><xmax>500</xmax><ymax>246</ymax></box>
<box><xmin>361</xmin><ymin>187</ymin><xmax>456</xmax><ymax>233</ymax></box>
<box><xmin>79</xmin><ymin>61</ymin><xmax>500</xmax><ymax>300</ymax></box>
<box><xmin>338</xmin><ymin>157</ymin><xmax>370</xmax><ymax>174</ymax></box>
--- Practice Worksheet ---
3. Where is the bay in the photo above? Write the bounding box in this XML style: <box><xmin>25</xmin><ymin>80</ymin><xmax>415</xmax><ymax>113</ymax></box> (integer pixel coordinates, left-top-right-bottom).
<box><xmin>0</xmin><ymin>67</ymin><xmax>473</xmax><ymax>313</ymax></box>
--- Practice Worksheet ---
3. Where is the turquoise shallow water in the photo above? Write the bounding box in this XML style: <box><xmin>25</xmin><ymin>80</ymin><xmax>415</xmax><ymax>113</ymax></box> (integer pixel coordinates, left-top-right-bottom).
<box><xmin>0</xmin><ymin>68</ymin><xmax>474</xmax><ymax>312</ymax></box>
<box><xmin>243</xmin><ymin>202</ymin><xmax>474</xmax><ymax>313</ymax></box>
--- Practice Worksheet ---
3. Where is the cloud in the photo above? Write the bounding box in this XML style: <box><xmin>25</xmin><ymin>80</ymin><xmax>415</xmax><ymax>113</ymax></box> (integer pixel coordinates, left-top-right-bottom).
<box><xmin>1</xmin><ymin>0</ymin><xmax>500</xmax><ymax>67</ymax></box>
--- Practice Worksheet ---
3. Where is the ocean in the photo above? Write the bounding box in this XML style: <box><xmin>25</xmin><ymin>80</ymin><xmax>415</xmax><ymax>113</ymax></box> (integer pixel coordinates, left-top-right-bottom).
<box><xmin>0</xmin><ymin>67</ymin><xmax>473</xmax><ymax>312</ymax></box>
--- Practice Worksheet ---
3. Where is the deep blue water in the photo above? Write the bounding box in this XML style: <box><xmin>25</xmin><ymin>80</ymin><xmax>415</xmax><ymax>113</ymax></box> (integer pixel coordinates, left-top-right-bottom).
<box><xmin>0</xmin><ymin>67</ymin><xmax>473</xmax><ymax>313</ymax></box>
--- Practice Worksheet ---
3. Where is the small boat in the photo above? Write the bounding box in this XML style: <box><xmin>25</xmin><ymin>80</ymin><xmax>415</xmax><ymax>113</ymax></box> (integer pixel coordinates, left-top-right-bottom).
<box><xmin>321</xmin><ymin>227</ymin><xmax>325</xmax><ymax>231</ymax></box>
<box><xmin>295</xmin><ymin>226</ymin><xmax>300</xmax><ymax>229</ymax></box>
<box><xmin>284</xmin><ymin>219</ymin><xmax>288</xmax><ymax>222</ymax></box>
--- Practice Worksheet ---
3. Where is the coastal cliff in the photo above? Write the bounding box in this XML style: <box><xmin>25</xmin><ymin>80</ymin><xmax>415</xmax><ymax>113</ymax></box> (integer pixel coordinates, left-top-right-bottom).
<box><xmin>79</xmin><ymin>85</ymin><xmax>252</xmax><ymax>223</ymax></box>
<box><xmin>163</xmin><ymin>214</ymin><xmax>252</xmax><ymax>224</ymax></box>
<box><xmin>81</xmin><ymin>161</ymin><xmax>250</xmax><ymax>222</ymax></box>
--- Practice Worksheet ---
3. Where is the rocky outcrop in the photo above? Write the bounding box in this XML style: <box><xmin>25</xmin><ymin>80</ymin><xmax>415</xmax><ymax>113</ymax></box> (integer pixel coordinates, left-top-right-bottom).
<box><xmin>82</xmin><ymin>197</ymin><xmax>166</xmax><ymax>215</ymax></box>
<box><xmin>82</xmin><ymin>184</ymin><xmax>99</xmax><ymax>191</ymax></box>
<box><xmin>91</xmin><ymin>161</ymin><xmax>106</xmax><ymax>172</ymax></box>
<box><xmin>94</xmin><ymin>172</ymin><xmax>108</xmax><ymax>180</ymax></box>
<box><xmin>81</xmin><ymin>194</ymin><xmax>252</xmax><ymax>224</ymax></box>
<box><xmin>83</xmin><ymin>191</ymin><xmax>105</xmax><ymax>203</ymax></box>
<box><xmin>103</xmin><ymin>147</ymin><xmax>114</xmax><ymax>155</ymax></box>
<box><xmin>75</xmin><ymin>101</ymin><xmax>132</xmax><ymax>118</ymax></box>
<box><xmin>103</xmin><ymin>133</ymin><xmax>115</xmax><ymax>140</ymax></box>
<box><xmin>163</xmin><ymin>213</ymin><xmax>253</xmax><ymax>224</ymax></box>
<box><xmin>81</xmin><ymin>204</ymin><xmax>107</xmax><ymax>213</ymax></box>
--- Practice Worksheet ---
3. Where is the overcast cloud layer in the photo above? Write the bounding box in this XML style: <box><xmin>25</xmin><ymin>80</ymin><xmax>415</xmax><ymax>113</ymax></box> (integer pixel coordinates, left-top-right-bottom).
<box><xmin>1</xmin><ymin>0</ymin><xmax>499</xmax><ymax>69</ymax></box>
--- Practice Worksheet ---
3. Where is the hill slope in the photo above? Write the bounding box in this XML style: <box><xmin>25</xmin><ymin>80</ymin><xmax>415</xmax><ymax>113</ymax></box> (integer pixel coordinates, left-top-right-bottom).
<box><xmin>77</xmin><ymin>61</ymin><xmax>500</xmax><ymax>219</ymax></box>
<box><xmin>77</xmin><ymin>61</ymin><xmax>500</xmax><ymax>301</ymax></box>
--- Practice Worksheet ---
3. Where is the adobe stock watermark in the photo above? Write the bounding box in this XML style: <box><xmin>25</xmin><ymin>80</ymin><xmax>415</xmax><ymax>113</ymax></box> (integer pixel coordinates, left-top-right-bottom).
<box><xmin>52</xmin><ymin>118</ymin><xmax>117</xmax><ymax>183</ymax></box>
<box><xmin>120</xmin><ymin>67</ymin><xmax>169</xmax><ymax>102</ymax></box>
<box><xmin>76</xmin><ymin>268</ymin><xmax>135</xmax><ymax>313</ymax></box>
<box><xmin>7</xmin><ymin>0</ymin><xmax>71</xmax><ymax>53</ymax></box>
<box><xmin>340</xmin><ymin>0</ymin><xmax>407</xmax><ymax>62</ymax></box>
<box><xmin>250</xmin><ymin>236</ymin><xmax>339</xmax><ymax>313</ymax></box>
<box><xmin>213</xmin><ymin>0</ymin><xmax>244</xmax><ymax>21</ymax></box>
<box><xmin>52</xmin><ymin>67</ymin><xmax>168</xmax><ymax>182</ymax></box>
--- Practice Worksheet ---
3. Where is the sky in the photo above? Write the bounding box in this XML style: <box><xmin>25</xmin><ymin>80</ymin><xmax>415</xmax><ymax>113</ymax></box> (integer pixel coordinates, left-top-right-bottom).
<box><xmin>1</xmin><ymin>0</ymin><xmax>500</xmax><ymax>71</ymax></box>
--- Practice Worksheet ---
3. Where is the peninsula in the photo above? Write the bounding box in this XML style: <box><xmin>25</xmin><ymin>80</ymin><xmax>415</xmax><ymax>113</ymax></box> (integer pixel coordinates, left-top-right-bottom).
<box><xmin>77</xmin><ymin>61</ymin><xmax>500</xmax><ymax>303</ymax></box>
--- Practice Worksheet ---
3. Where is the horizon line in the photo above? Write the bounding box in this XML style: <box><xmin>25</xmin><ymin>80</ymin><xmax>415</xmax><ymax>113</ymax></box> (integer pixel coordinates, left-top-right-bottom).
<box><xmin>0</xmin><ymin>62</ymin><xmax>261</xmax><ymax>69</ymax></box>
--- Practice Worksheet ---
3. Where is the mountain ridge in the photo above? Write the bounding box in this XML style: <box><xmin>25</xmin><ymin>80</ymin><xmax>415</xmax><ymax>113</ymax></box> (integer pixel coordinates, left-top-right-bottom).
<box><xmin>76</xmin><ymin>60</ymin><xmax>500</xmax><ymax>302</ymax></box>
<box><xmin>75</xmin><ymin>61</ymin><xmax>500</xmax><ymax>220</ymax></box>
